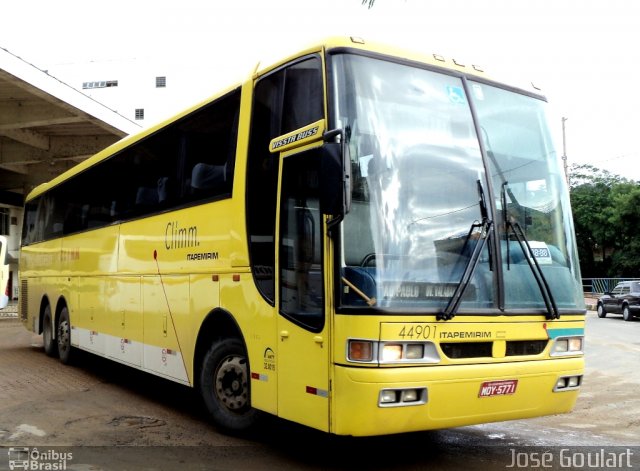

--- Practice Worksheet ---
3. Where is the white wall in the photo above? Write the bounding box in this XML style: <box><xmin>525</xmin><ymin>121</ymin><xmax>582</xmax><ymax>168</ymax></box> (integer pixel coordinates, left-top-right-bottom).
<box><xmin>47</xmin><ymin>58</ymin><xmax>241</xmax><ymax>129</ymax></box>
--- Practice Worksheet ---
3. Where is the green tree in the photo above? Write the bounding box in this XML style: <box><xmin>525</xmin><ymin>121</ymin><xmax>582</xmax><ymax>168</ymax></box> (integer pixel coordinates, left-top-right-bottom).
<box><xmin>608</xmin><ymin>183</ymin><xmax>640</xmax><ymax>275</ymax></box>
<box><xmin>569</xmin><ymin>163</ymin><xmax>640</xmax><ymax>277</ymax></box>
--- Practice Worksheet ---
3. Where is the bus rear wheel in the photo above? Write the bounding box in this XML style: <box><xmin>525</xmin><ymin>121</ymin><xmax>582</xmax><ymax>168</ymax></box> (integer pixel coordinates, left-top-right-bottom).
<box><xmin>57</xmin><ymin>307</ymin><xmax>74</xmax><ymax>365</ymax></box>
<box><xmin>42</xmin><ymin>305</ymin><xmax>58</xmax><ymax>357</ymax></box>
<box><xmin>200</xmin><ymin>338</ymin><xmax>260</xmax><ymax>433</ymax></box>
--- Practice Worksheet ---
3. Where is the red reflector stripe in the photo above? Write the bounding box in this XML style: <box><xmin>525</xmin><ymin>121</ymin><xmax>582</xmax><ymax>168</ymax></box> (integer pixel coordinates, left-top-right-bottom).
<box><xmin>306</xmin><ymin>386</ymin><xmax>328</xmax><ymax>397</ymax></box>
<box><xmin>250</xmin><ymin>372</ymin><xmax>268</xmax><ymax>381</ymax></box>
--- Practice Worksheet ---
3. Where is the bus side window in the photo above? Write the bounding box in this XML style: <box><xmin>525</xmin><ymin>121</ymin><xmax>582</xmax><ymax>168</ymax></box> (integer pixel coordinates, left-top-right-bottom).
<box><xmin>281</xmin><ymin>62</ymin><xmax>323</xmax><ymax>134</ymax></box>
<box><xmin>33</xmin><ymin>193</ymin><xmax>63</xmax><ymax>241</ymax></box>
<box><xmin>21</xmin><ymin>201</ymin><xmax>38</xmax><ymax>245</ymax></box>
<box><xmin>190</xmin><ymin>163</ymin><xmax>227</xmax><ymax>192</ymax></box>
<box><xmin>179</xmin><ymin>89</ymin><xmax>240</xmax><ymax>203</ymax></box>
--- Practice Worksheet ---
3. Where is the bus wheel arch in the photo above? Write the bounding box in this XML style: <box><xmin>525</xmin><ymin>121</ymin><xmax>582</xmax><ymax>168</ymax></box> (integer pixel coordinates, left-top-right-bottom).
<box><xmin>37</xmin><ymin>296</ymin><xmax>52</xmax><ymax>335</ymax></box>
<box><xmin>195</xmin><ymin>309</ymin><xmax>260</xmax><ymax>433</ymax></box>
<box><xmin>194</xmin><ymin>309</ymin><xmax>245</xmax><ymax>385</ymax></box>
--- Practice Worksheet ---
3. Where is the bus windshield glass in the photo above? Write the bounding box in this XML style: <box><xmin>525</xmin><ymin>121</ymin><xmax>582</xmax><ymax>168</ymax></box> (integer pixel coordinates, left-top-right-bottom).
<box><xmin>331</xmin><ymin>53</ymin><xmax>583</xmax><ymax>313</ymax></box>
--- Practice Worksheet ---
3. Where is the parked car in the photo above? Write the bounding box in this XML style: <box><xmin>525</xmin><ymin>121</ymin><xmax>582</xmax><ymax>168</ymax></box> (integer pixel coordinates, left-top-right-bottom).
<box><xmin>597</xmin><ymin>281</ymin><xmax>640</xmax><ymax>321</ymax></box>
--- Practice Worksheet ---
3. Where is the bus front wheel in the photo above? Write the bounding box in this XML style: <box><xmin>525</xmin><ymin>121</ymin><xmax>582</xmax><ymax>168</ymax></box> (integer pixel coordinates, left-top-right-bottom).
<box><xmin>200</xmin><ymin>338</ymin><xmax>260</xmax><ymax>433</ymax></box>
<box><xmin>57</xmin><ymin>307</ymin><xmax>74</xmax><ymax>365</ymax></box>
<box><xmin>42</xmin><ymin>305</ymin><xmax>58</xmax><ymax>358</ymax></box>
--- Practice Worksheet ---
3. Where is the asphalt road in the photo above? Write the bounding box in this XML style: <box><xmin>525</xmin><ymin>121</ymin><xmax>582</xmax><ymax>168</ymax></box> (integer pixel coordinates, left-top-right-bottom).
<box><xmin>0</xmin><ymin>310</ymin><xmax>638</xmax><ymax>471</ymax></box>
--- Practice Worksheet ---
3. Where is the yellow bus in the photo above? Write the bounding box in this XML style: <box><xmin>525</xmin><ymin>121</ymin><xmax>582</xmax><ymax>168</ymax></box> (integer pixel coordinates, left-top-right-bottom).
<box><xmin>0</xmin><ymin>235</ymin><xmax>9</xmax><ymax>309</ymax></box>
<box><xmin>19</xmin><ymin>37</ymin><xmax>586</xmax><ymax>437</ymax></box>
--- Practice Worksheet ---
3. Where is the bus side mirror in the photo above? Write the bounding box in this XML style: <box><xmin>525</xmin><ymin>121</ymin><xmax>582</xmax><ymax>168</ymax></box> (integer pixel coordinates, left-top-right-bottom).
<box><xmin>321</xmin><ymin>132</ymin><xmax>351</xmax><ymax>229</ymax></box>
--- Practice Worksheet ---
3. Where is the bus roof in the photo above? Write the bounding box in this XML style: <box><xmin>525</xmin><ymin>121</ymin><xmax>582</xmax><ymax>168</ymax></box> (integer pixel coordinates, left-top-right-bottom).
<box><xmin>24</xmin><ymin>36</ymin><xmax>544</xmax><ymax>203</ymax></box>
<box><xmin>252</xmin><ymin>36</ymin><xmax>544</xmax><ymax>95</ymax></box>
<box><xmin>255</xmin><ymin>36</ymin><xmax>484</xmax><ymax>77</ymax></box>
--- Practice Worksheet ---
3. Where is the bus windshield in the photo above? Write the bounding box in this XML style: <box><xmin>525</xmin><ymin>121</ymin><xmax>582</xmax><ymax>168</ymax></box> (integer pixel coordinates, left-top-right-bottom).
<box><xmin>331</xmin><ymin>53</ymin><xmax>583</xmax><ymax>313</ymax></box>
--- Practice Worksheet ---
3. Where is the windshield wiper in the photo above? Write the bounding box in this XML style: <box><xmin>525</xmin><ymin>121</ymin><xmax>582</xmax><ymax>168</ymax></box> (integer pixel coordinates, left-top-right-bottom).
<box><xmin>438</xmin><ymin>181</ymin><xmax>493</xmax><ymax>321</ymax></box>
<box><xmin>501</xmin><ymin>182</ymin><xmax>560</xmax><ymax>320</ymax></box>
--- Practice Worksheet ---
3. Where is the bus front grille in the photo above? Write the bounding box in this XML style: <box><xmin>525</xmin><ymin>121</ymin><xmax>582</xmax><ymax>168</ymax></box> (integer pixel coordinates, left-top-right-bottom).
<box><xmin>505</xmin><ymin>340</ymin><xmax>548</xmax><ymax>356</ymax></box>
<box><xmin>440</xmin><ymin>340</ymin><xmax>549</xmax><ymax>359</ymax></box>
<box><xmin>440</xmin><ymin>342</ymin><xmax>492</xmax><ymax>359</ymax></box>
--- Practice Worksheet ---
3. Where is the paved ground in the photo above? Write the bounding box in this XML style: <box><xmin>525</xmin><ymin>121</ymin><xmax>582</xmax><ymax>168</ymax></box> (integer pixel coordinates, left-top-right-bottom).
<box><xmin>0</xmin><ymin>301</ymin><xmax>17</xmax><ymax>319</ymax></box>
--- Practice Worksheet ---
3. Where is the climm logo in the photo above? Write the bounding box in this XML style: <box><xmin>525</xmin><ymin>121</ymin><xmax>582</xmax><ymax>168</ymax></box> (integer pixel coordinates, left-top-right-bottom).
<box><xmin>165</xmin><ymin>221</ymin><xmax>199</xmax><ymax>250</ymax></box>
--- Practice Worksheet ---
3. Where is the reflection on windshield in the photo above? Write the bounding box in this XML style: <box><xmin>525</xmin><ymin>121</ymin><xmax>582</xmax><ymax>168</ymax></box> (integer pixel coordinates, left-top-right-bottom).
<box><xmin>473</xmin><ymin>81</ymin><xmax>583</xmax><ymax>311</ymax></box>
<box><xmin>331</xmin><ymin>54</ymin><xmax>584</xmax><ymax>313</ymax></box>
<box><xmin>333</xmin><ymin>55</ymin><xmax>491</xmax><ymax>310</ymax></box>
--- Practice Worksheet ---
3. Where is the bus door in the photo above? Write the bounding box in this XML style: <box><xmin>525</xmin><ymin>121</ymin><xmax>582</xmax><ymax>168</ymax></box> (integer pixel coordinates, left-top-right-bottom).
<box><xmin>276</xmin><ymin>148</ymin><xmax>330</xmax><ymax>432</ymax></box>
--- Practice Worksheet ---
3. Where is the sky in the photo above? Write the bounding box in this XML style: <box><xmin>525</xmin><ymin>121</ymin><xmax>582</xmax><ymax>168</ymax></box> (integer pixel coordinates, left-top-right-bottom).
<box><xmin>2</xmin><ymin>0</ymin><xmax>639</xmax><ymax>180</ymax></box>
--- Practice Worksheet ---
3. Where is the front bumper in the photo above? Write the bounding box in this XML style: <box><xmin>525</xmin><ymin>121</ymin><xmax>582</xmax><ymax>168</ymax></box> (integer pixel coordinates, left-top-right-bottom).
<box><xmin>331</xmin><ymin>357</ymin><xmax>583</xmax><ymax>436</ymax></box>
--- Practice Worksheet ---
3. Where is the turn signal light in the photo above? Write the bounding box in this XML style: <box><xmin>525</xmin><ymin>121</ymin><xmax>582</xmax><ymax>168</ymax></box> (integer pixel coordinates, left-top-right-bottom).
<box><xmin>348</xmin><ymin>340</ymin><xmax>373</xmax><ymax>362</ymax></box>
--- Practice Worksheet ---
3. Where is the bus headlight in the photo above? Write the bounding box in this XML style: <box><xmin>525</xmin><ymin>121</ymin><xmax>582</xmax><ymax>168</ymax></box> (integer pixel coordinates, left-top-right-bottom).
<box><xmin>400</xmin><ymin>389</ymin><xmax>419</xmax><ymax>402</ymax></box>
<box><xmin>381</xmin><ymin>344</ymin><xmax>403</xmax><ymax>362</ymax></box>
<box><xmin>551</xmin><ymin>336</ymin><xmax>584</xmax><ymax>356</ymax></box>
<box><xmin>378</xmin><ymin>387</ymin><xmax>428</xmax><ymax>407</ymax></box>
<box><xmin>379</xmin><ymin>341</ymin><xmax>439</xmax><ymax>364</ymax></box>
<box><xmin>346</xmin><ymin>339</ymin><xmax>440</xmax><ymax>364</ymax></box>
<box><xmin>379</xmin><ymin>390</ymin><xmax>398</xmax><ymax>404</ymax></box>
<box><xmin>554</xmin><ymin>375</ymin><xmax>582</xmax><ymax>392</ymax></box>
<box><xmin>405</xmin><ymin>343</ymin><xmax>425</xmax><ymax>360</ymax></box>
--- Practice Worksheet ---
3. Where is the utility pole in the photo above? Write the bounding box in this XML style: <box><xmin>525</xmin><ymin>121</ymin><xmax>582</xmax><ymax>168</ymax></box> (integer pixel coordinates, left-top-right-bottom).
<box><xmin>561</xmin><ymin>117</ymin><xmax>569</xmax><ymax>184</ymax></box>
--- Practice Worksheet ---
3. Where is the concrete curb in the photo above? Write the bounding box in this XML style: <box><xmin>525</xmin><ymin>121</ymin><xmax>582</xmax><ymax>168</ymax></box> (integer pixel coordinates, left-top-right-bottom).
<box><xmin>584</xmin><ymin>297</ymin><xmax>598</xmax><ymax>312</ymax></box>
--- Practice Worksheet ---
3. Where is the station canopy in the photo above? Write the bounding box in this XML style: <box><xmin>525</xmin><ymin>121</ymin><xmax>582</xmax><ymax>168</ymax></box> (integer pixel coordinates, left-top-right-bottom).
<box><xmin>0</xmin><ymin>47</ymin><xmax>140</xmax><ymax>207</ymax></box>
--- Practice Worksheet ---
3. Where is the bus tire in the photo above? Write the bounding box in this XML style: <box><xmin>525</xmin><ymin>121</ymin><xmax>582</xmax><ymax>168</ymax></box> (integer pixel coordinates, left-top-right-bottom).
<box><xmin>42</xmin><ymin>305</ymin><xmax>58</xmax><ymax>358</ymax></box>
<box><xmin>57</xmin><ymin>307</ymin><xmax>74</xmax><ymax>365</ymax></box>
<box><xmin>200</xmin><ymin>338</ymin><xmax>260</xmax><ymax>433</ymax></box>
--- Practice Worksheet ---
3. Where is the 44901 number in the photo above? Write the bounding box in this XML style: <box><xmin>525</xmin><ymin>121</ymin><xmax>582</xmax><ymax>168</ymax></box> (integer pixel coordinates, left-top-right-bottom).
<box><xmin>397</xmin><ymin>324</ymin><xmax>437</xmax><ymax>340</ymax></box>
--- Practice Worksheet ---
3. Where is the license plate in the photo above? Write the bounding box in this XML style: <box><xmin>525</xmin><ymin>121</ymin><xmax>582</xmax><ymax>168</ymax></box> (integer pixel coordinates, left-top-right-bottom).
<box><xmin>478</xmin><ymin>379</ymin><xmax>518</xmax><ymax>397</ymax></box>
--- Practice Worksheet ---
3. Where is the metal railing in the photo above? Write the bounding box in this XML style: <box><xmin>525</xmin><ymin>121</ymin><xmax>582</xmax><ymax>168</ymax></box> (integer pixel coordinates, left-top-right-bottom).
<box><xmin>582</xmin><ymin>278</ymin><xmax>640</xmax><ymax>295</ymax></box>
